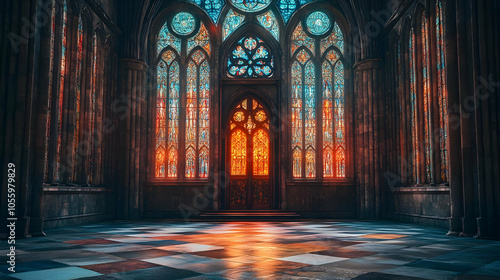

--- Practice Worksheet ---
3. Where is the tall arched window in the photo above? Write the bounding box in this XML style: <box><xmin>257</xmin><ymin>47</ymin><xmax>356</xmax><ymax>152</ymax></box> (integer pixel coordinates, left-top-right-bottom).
<box><xmin>44</xmin><ymin>0</ymin><xmax>57</xmax><ymax>182</ymax></box>
<box><xmin>421</xmin><ymin>12</ymin><xmax>432</xmax><ymax>183</ymax></box>
<box><xmin>436</xmin><ymin>0</ymin><xmax>448</xmax><ymax>182</ymax></box>
<box><xmin>403</xmin><ymin>4</ymin><xmax>449</xmax><ymax>186</ymax></box>
<box><xmin>409</xmin><ymin>27</ymin><xmax>418</xmax><ymax>183</ymax></box>
<box><xmin>73</xmin><ymin>14</ymin><xmax>84</xmax><ymax>182</ymax></box>
<box><xmin>88</xmin><ymin>31</ymin><xmax>100</xmax><ymax>184</ymax></box>
<box><xmin>155</xmin><ymin>11</ymin><xmax>211</xmax><ymax>179</ymax></box>
<box><xmin>186</xmin><ymin>50</ymin><xmax>210</xmax><ymax>178</ymax></box>
<box><xmin>290</xmin><ymin>10</ymin><xmax>345</xmax><ymax>179</ymax></box>
<box><xmin>56</xmin><ymin>0</ymin><xmax>68</xmax><ymax>182</ymax></box>
<box><xmin>44</xmin><ymin>1</ymin><xmax>99</xmax><ymax>185</ymax></box>
<box><xmin>156</xmin><ymin>50</ymin><xmax>180</xmax><ymax>178</ymax></box>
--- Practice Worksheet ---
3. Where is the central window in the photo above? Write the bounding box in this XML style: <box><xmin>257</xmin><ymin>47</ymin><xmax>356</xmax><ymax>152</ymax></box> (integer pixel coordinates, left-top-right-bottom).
<box><xmin>153</xmin><ymin>1</ymin><xmax>349</xmax><ymax>181</ymax></box>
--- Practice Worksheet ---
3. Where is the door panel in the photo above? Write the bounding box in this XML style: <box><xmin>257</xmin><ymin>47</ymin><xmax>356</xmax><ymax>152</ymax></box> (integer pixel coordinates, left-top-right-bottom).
<box><xmin>252</xmin><ymin>179</ymin><xmax>270</xmax><ymax>208</ymax></box>
<box><xmin>229</xmin><ymin>179</ymin><xmax>248</xmax><ymax>209</ymax></box>
<box><xmin>228</xmin><ymin>98</ymin><xmax>272</xmax><ymax>210</ymax></box>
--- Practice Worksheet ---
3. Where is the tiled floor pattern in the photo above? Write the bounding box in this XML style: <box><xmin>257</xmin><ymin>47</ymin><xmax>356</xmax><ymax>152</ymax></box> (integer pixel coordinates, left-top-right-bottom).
<box><xmin>1</xmin><ymin>220</ymin><xmax>500</xmax><ymax>279</ymax></box>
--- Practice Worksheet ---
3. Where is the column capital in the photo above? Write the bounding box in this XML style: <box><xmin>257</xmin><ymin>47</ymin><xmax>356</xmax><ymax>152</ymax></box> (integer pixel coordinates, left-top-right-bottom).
<box><xmin>353</xmin><ymin>59</ymin><xmax>382</xmax><ymax>71</ymax></box>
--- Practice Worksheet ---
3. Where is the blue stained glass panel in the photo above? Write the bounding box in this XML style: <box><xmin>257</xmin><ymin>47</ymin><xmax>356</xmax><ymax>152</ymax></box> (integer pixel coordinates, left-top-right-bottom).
<box><xmin>291</xmin><ymin>23</ymin><xmax>315</xmax><ymax>55</ymax></box>
<box><xmin>291</xmin><ymin>61</ymin><xmax>303</xmax><ymax>177</ymax></box>
<box><xmin>171</xmin><ymin>12</ymin><xmax>196</xmax><ymax>35</ymax></box>
<box><xmin>158</xmin><ymin>22</ymin><xmax>181</xmax><ymax>55</ymax></box>
<box><xmin>257</xmin><ymin>10</ymin><xmax>279</xmax><ymax>41</ymax></box>
<box><xmin>278</xmin><ymin>0</ymin><xmax>297</xmax><ymax>23</ymax></box>
<box><xmin>188</xmin><ymin>0</ymin><xmax>224</xmax><ymax>24</ymax></box>
<box><xmin>306</xmin><ymin>11</ymin><xmax>330</xmax><ymax>36</ymax></box>
<box><xmin>230</xmin><ymin>0</ymin><xmax>271</xmax><ymax>12</ymax></box>
<box><xmin>228</xmin><ymin>36</ymin><xmax>274</xmax><ymax>78</ymax></box>
<box><xmin>320</xmin><ymin>22</ymin><xmax>344</xmax><ymax>54</ymax></box>
<box><xmin>223</xmin><ymin>9</ymin><xmax>245</xmax><ymax>41</ymax></box>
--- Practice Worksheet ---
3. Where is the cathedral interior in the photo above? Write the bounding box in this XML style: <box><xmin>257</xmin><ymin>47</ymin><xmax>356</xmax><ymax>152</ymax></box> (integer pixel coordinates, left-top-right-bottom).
<box><xmin>1</xmin><ymin>0</ymin><xmax>500</xmax><ymax>279</ymax></box>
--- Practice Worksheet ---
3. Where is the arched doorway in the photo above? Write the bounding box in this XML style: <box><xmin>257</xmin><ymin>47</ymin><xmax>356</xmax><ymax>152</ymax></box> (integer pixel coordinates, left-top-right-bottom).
<box><xmin>227</xmin><ymin>97</ymin><xmax>272</xmax><ymax>210</ymax></box>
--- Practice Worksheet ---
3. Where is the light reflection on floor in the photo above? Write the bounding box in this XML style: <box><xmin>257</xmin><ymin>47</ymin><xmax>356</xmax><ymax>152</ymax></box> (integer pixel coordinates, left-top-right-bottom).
<box><xmin>2</xmin><ymin>220</ymin><xmax>500</xmax><ymax>279</ymax></box>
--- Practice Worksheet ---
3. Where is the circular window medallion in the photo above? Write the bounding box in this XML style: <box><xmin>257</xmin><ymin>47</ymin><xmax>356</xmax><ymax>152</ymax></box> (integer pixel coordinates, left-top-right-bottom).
<box><xmin>227</xmin><ymin>36</ymin><xmax>274</xmax><ymax>78</ymax></box>
<box><xmin>171</xmin><ymin>12</ymin><xmax>196</xmax><ymax>35</ymax></box>
<box><xmin>306</xmin><ymin>11</ymin><xmax>331</xmax><ymax>36</ymax></box>
<box><xmin>230</xmin><ymin>0</ymin><xmax>271</xmax><ymax>13</ymax></box>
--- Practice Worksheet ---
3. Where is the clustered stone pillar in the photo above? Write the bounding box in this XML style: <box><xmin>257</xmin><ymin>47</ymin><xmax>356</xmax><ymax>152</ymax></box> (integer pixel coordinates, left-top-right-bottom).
<box><xmin>354</xmin><ymin>59</ymin><xmax>383</xmax><ymax>219</ymax></box>
<box><xmin>443</xmin><ymin>0</ymin><xmax>500</xmax><ymax>238</ymax></box>
<box><xmin>0</xmin><ymin>0</ymin><xmax>53</xmax><ymax>238</ymax></box>
<box><xmin>117</xmin><ymin>58</ymin><xmax>148</xmax><ymax>219</ymax></box>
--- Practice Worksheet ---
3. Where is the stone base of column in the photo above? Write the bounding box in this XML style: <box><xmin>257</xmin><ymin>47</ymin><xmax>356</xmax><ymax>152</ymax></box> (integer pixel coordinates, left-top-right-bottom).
<box><xmin>29</xmin><ymin>217</ymin><xmax>46</xmax><ymax>237</ymax></box>
<box><xmin>475</xmin><ymin>217</ymin><xmax>500</xmax><ymax>240</ymax></box>
<box><xmin>460</xmin><ymin>217</ymin><xmax>477</xmax><ymax>237</ymax></box>
<box><xmin>15</xmin><ymin>217</ymin><xmax>31</xmax><ymax>238</ymax></box>
<box><xmin>446</xmin><ymin>217</ymin><xmax>462</xmax><ymax>236</ymax></box>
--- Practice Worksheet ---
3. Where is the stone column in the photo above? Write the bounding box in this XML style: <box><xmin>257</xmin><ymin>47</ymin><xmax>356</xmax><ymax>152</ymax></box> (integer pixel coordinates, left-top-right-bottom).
<box><xmin>29</xmin><ymin>0</ymin><xmax>56</xmax><ymax>237</ymax></box>
<box><xmin>455</xmin><ymin>0</ymin><xmax>477</xmax><ymax>237</ymax></box>
<box><xmin>474</xmin><ymin>0</ymin><xmax>500</xmax><ymax>238</ymax></box>
<box><xmin>443</xmin><ymin>0</ymin><xmax>463</xmax><ymax>236</ymax></box>
<box><xmin>354</xmin><ymin>59</ymin><xmax>382</xmax><ymax>219</ymax></box>
<box><xmin>117</xmin><ymin>58</ymin><xmax>147</xmax><ymax>219</ymax></box>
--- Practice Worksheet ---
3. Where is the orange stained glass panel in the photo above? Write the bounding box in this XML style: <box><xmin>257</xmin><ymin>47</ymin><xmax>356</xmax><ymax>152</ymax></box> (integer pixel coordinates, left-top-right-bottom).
<box><xmin>231</xmin><ymin>129</ymin><xmax>247</xmax><ymax>175</ymax></box>
<box><xmin>253</xmin><ymin>129</ymin><xmax>269</xmax><ymax>175</ymax></box>
<box><xmin>233</xmin><ymin>111</ymin><xmax>245</xmax><ymax>122</ymax></box>
<box><xmin>254</xmin><ymin>110</ymin><xmax>267</xmax><ymax>122</ymax></box>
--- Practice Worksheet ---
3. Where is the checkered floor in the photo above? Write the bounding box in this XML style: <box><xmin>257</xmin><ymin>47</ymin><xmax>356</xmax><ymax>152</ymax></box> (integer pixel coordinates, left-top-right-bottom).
<box><xmin>2</xmin><ymin>220</ymin><xmax>500</xmax><ymax>279</ymax></box>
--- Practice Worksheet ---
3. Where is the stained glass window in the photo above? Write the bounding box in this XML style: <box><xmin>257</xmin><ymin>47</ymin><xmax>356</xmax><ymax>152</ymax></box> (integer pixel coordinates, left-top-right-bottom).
<box><xmin>436</xmin><ymin>0</ymin><xmax>448</xmax><ymax>182</ymax></box>
<box><xmin>44</xmin><ymin>0</ymin><xmax>56</xmax><ymax>182</ymax></box>
<box><xmin>306</xmin><ymin>11</ymin><xmax>330</xmax><ymax>35</ymax></box>
<box><xmin>188</xmin><ymin>23</ymin><xmax>211</xmax><ymax>55</ymax></box>
<box><xmin>291</xmin><ymin>23</ymin><xmax>315</xmax><ymax>55</ymax></box>
<box><xmin>186</xmin><ymin>60</ymin><xmax>197</xmax><ymax>177</ymax></box>
<box><xmin>171</xmin><ymin>12</ymin><xmax>196</xmax><ymax>35</ymax></box>
<box><xmin>198</xmin><ymin>60</ymin><xmax>210</xmax><ymax>178</ymax></box>
<box><xmin>277</xmin><ymin>0</ymin><xmax>296</xmax><ymax>23</ymax></box>
<box><xmin>156</xmin><ymin>15</ymin><xmax>211</xmax><ymax>179</ymax></box>
<box><xmin>334</xmin><ymin>61</ymin><xmax>345</xmax><ymax>177</ymax></box>
<box><xmin>320</xmin><ymin>22</ymin><xmax>343</xmax><ymax>54</ymax></box>
<box><xmin>188</xmin><ymin>0</ymin><xmax>224</xmax><ymax>23</ymax></box>
<box><xmin>292</xmin><ymin>14</ymin><xmax>345</xmax><ymax>179</ymax></box>
<box><xmin>55</xmin><ymin>0</ymin><xmax>68</xmax><ymax>182</ymax></box>
<box><xmin>230</xmin><ymin>0</ymin><xmax>271</xmax><ymax>13</ymax></box>
<box><xmin>186</xmin><ymin>50</ymin><xmax>210</xmax><ymax>178</ymax></box>
<box><xmin>409</xmin><ymin>29</ymin><xmax>418</xmax><ymax>183</ymax></box>
<box><xmin>322</xmin><ymin>50</ymin><xmax>345</xmax><ymax>178</ymax></box>
<box><xmin>227</xmin><ymin>36</ymin><xmax>274</xmax><ymax>78</ymax></box>
<box><xmin>73</xmin><ymin>15</ymin><xmax>83</xmax><ymax>182</ymax></box>
<box><xmin>291</xmin><ymin>48</ymin><xmax>316</xmax><ymax>178</ymax></box>
<box><xmin>230</xmin><ymin>98</ymin><xmax>270</xmax><ymax>176</ymax></box>
<box><xmin>89</xmin><ymin>33</ymin><xmax>97</xmax><ymax>183</ymax></box>
<box><xmin>156</xmin><ymin>50</ymin><xmax>180</xmax><ymax>178</ymax></box>
<box><xmin>231</xmin><ymin>129</ymin><xmax>247</xmax><ymax>175</ymax></box>
<box><xmin>422</xmin><ymin>14</ymin><xmax>433</xmax><ymax>183</ymax></box>
<box><xmin>158</xmin><ymin>21</ymin><xmax>182</xmax><ymax>55</ymax></box>
<box><xmin>291</xmin><ymin>60</ymin><xmax>303</xmax><ymax>177</ymax></box>
<box><xmin>223</xmin><ymin>9</ymin><xmax>245</xmax><ymax>41</ymax></box>
<box><xmin>253</xmin><ymin>129</ymin><xmax>269</xmax><ymax>175</ymax></box>
<box><xmin>257</xmin><ymin>10</ymin><xmax>279</xmax><ymax>41</ymax></box>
